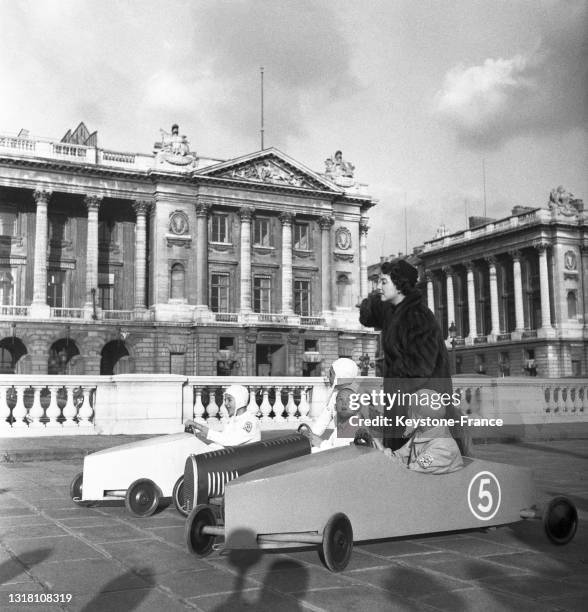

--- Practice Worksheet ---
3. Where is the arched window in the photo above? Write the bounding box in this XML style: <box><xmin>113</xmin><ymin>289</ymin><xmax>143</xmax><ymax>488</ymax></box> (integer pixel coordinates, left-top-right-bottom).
<box><xmin>567</xmin><ymin>291</ymin><xmax>577</xmax><ymax>319</ymax></box>
<box><xmin>170</xmin><ymin>263</ymin><xmax>185</xmax><ymax>300</ymax></box>
<box><xmin>0</xmin><ymin>271</ymin><xmax>14</xmax><ymax>306</ymax></box>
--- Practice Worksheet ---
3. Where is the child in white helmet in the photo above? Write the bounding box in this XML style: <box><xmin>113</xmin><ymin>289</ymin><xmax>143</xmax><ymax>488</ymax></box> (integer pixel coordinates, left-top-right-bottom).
<box><xmin>184</xmin><ymin>384</ymin><xmax>261</xmax><ymax>447</ymax></box>
<box><xmin>304</xmin><ymin>358</ymin><xmax>362</xmax><ymax>451</ymax></box>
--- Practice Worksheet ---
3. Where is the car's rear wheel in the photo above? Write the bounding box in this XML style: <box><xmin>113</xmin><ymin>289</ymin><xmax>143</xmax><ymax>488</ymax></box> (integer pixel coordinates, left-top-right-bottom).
<box><xmin>173</xmin><ymin>476</ymin><xmax>189</xmax><ymax>517</ymax></box>
<box><xmin>69</xmin><ymin>472</ymin><xmax>83</xmax><ymax>503</ymax></box>
<box><xmin>543</xmin><ymin>496</ymin><xmax>578</xmax><ymax>545</ymax></box>
<box><xmin>125</xmin><ymin>478</ymin><xmax>161</xmax><ymax>517</ymax></box>
<box><xmin>185</xmin><ymin>504</ymin><xmax>217</xmax><ymax>556</ymax></box>
<box><xmin>319</xmin><ymin>513</ymin><xmax>353</xmax><ymax>572</ymax></box>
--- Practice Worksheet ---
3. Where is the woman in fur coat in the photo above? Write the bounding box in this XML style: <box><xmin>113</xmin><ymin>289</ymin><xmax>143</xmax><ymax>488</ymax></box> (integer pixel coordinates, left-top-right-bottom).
<box><xmin>359</xmin><ymin>259</ymin><xmax>470</xmax><ymax>455</ymax></box>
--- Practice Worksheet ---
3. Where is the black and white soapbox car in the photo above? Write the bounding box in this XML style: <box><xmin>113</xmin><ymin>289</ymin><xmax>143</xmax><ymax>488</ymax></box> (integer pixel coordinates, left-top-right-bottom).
<box><xmin>183</xmin><ymin>434</ymin><xmax>578</xmax><ymax>572</ymax></box>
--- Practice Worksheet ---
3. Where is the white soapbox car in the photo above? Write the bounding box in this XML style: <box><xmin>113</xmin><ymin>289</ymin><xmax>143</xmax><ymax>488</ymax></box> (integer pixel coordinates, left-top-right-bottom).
<box><xmin>184</xmin><ymin>432</ymin><xmax>578</xmax><ymax>572</ymax></box>
<box><xmin>69</xmin><ymin>428</ymin><xmax>221</xmax><ymax>517</ymax></box>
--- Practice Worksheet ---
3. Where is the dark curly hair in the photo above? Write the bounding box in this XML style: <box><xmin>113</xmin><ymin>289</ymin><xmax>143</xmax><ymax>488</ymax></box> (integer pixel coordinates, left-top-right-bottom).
<box><xmin>380</xmin><ymin>260</ymin><xmax>418</xmax><ymax>296</ymax></box>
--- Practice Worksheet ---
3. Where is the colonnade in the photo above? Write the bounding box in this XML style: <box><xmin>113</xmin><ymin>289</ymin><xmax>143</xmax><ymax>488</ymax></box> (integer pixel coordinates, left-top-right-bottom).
<box><xmin>425</xmin><ymin>245</ymin><xmax>553</xmax><ymax>340</ymax></box>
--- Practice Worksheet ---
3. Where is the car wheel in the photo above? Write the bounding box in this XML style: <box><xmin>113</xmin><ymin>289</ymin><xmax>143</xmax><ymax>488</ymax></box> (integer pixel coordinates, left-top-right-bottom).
<box><xmin>69</xmin><ymin>472</ymin><xmax>83</xmax><ymax>503</ymax></box>
<box><xmin>125</xmin><ymin>479</ymin><xmax>161</xmax><ymax>518</ymax></box>
<box><xmin>543</xmin><ymin>496</ymin><xmax>578</xmax><ymax>545</ymax></box>
<box><xmin>173</xmin><ymin>476</ymin><xmax>189</xmax><ymax>517</ymax></box>
<box><xmin>185</xmin><ymin>504</ymin><xmax>217</xmax><ymax>556</ymax></box>
<box><xmin>319</xmin><ymin>513</ymin><xmax>353</xmax><ymax>572</ymax></box>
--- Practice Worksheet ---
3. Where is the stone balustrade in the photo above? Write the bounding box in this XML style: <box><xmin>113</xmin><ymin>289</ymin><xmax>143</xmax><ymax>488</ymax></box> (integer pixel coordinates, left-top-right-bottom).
<box><xmin>0</xmin><ymin>375</ymin><xmax>586</xmax><ymax>438</ymax></box>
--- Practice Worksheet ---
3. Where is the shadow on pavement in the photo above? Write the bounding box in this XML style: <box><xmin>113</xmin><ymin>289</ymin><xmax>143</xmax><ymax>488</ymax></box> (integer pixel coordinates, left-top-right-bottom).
<box><xmin>0</xmin><ymin>547</ymin><xmax>52</xmax><ymax>586</ymax></box>
<box><xmin>80</xmin><ymin>567</ymin><xmax>155</xmax><ymax>612</ymax></box>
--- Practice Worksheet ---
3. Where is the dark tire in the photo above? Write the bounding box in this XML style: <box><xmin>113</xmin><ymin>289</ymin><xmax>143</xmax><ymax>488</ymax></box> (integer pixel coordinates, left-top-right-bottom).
<box><xmin>185</xmin><ymin>504</ymin><xmax>217</xmax><ymax>556</ymax></box>
<box><xmin>69</xmin><ymin>472</ymin><xmax>83</xmax><ymax>503</ymax></box>
<box><xmin>543</xmin><ymin>496</ymin><xmax>578</xmax><ymax>545</ymax></box>
<box><xmin>125</xmin><ymin>479</ymin><xmax>161</xmax><ymax>518</ymax></box>
<box><xmin>319</xmin><ymin>513</ymin><xmax>353</xmax><ymax>572</ymax></box>
<box><xmin>173</xmin><ymin>476</ymin><xmax>189</xmax><ymax>517</ymax></box>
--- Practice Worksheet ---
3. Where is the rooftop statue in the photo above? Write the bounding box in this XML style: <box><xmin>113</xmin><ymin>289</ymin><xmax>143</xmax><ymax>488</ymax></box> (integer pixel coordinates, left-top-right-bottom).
<box><xmin>548</xmin><ymin>185</ymin><xmax>578</xmax><ymax>217</ymax></box>
<box><xmin>154</xmin><ymin>124</ymin><xmax>195</xmax><ymax>167</ymax></box>
<box><xmin>325</xmin><ymin>150</ymin><xmax>355</xmax><ymax>178</ymax></box>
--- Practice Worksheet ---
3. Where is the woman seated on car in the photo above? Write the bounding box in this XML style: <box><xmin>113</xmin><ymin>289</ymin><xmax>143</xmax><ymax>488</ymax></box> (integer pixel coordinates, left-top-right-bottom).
<box><xmin>302</xmin><ymin>357</ymin><xmax>364</xmax><ymax>451</ymax></box>
<box><xmin>381</xmin><ymin>389</ymin><xmax>463</xmax><ymax>474</ymax></box>
<box><xmin>184</xmin><ymin>384</ymin><xmax>261</xmax><ymax>447</ymax></box>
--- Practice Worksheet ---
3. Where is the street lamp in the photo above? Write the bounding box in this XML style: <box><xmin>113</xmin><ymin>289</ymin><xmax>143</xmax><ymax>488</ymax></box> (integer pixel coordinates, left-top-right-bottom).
<box><xmin>448</xmin><ymin>321</ymin><xmax>457</xmax><ymax>375</ymax></box>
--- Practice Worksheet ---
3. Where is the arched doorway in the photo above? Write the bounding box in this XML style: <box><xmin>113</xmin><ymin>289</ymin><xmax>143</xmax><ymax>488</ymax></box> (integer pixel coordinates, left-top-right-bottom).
<box><xmin>100</xmin><ymin>340</ymin><xmax>132</xmax><ymax>375</ymax></box>
<box><xmin>0</xmin><ymin>338</ymin><xmax>27</xmax><ymax>374</ymax></box>
<box><xmin>48</xmin><ymin>339</ymin><xmax>80</xmax><ymax>375</ymax></box>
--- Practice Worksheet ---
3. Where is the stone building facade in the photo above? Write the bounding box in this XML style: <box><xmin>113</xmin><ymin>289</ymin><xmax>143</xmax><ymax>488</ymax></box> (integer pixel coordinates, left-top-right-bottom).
<box><xmin>368</xmin><ymin>194</ymin><xmax>587</xmax><ymax>378</ymax></box>
<box><xmin>0</xmin><ymin>124</ymin><xmax>378</xmax><ymax>375</ymax></box>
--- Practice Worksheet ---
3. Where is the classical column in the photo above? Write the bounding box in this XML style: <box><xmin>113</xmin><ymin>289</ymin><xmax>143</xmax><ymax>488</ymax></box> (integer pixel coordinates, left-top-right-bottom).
<box><xmin>359</xmin><ymin>218</ymin><xmax>369</xmax><ymax>298</ymax></box>
<box><xmin>84</xmin><ymin>195</ymin><xmax>103</xmax><ymax>309</ymax></box>
<box><xmin>511</xmin><ymin>250</ymin><xmax>525</xmax><ymax>332</ymax></box>
<box><xmin>319</xmin><ymin>215</ymin><xmax>334</xmax><ymax>313</ymax></box>
<box><xmin>537</xmin><ymin>241</ymin><xmax>553</xmax><ymax>330</ymax></box>
<box><xmin>443</xmin><ymin>266</ymin><xmax>456</xmax><ymax>339</ymax></box>
<box><xmin>487</xmin><ymin>256</ymin><xmax>500</xmax><ymax>336</ymax></box>
<box><xmin>425</xmin><ymin>271</ymin><xmax>435</xmax><ymax>313</ymax></box>
<box><xmin>31</xmin><ymin>188</ymin><xmax>52</xmax><ymax>312</ymax></box>
<box><xmin>466</xmin><ymin>263</ymin><xmax>477</xmax><ymax>339</ymax></box>
<box><xmin>195</xmin><ymin>202</ymin><xmax>210</xmax><ymax>308</ymax></box>
<box><xmin>280</xmin><ymin>212</ymin><xmax>294</xmax><ymax>315</ymax></box>
<box><xmin>132</xmin><ymin>200</ymin><xmax>152</xmax><ymax>310</ymax></box>
<box><xmin>239</xmin><ymin>206</ymin><xmax>254</xmax><ymax>313</ymax></box>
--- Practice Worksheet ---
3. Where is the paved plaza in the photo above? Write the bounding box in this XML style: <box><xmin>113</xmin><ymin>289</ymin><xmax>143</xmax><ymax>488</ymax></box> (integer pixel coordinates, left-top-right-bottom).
<box><xmin>0</xmin><ymin>438</ymin><xmax>587</xmax><ymax>612</ymax></box>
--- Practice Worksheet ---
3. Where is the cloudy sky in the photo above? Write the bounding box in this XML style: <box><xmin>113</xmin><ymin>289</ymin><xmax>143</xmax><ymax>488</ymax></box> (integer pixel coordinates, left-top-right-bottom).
<box><xmin>1</xmin><ymin>0</ymin><xmax>586</xmax><ymax>262</ymax></box>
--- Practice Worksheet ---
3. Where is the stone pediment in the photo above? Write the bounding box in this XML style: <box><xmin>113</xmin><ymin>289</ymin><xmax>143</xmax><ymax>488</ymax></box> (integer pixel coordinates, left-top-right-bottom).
<box><xmin>198</xmin><ymin>149</ymin><xmax>340</xmax><ymax>192</ymax></box>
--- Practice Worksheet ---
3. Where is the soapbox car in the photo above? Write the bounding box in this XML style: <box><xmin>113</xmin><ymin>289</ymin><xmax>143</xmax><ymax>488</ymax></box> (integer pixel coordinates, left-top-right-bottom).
<box><xmin>69</xmin><ymin>430</ymin><xmax>221</xmax><ymax>517</ymax></box>
<box><xmin>184</xmin><ymin>434</ymin><xmax>578</xmax><ymax>572</ymax></box>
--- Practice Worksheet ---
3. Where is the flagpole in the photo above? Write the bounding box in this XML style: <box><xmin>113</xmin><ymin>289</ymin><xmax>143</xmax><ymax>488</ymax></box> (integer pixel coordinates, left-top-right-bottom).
<box><xmin>260</xmin><ymin>66</ymin><xmax>265</xmax><ymax>150</ymax></box>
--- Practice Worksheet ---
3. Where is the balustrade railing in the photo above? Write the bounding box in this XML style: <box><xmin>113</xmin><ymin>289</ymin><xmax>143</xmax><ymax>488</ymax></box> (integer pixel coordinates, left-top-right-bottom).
<box><xmin>0</xmin><ymin>305</ymin><xmax>29</xmax><ymax>317</ymax></box>
<box><xmin>101</xmin><ymin>310</ymin><xmax>134</xmax><ymax>321</ymax></box>
<box><xmin>186</xmin><ymin>377</ymin><xmax>322</xmax><ymax>430</ymax></box>
<box><xmin>0</xmin><ymin>378</ymin><xmax>97</xmax><ymax>435</ymax></box>
<box><xmin>1</xmin><ymin>375</ymin><xmax>587</xmax><ymax>437</ymax></box>
<box><xmin>50</xmin><ymin>307</ymin><xmax>85</xmax><ymax>319</ymax></box>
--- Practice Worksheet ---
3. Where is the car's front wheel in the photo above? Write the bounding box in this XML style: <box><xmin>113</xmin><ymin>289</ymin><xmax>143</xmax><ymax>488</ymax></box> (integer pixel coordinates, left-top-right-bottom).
<box><xmin>69</xmin><ymin>472</ymin><xmax>83</xmax><ymax>503</ymax></box>
<box><xmin>185</xmin><ymin>504</ymin><xmax>217</xmax><ymax>556</ymax></box>
<box><xmin>125</xmin><ymin>478</ymin><xmax>161</xmax><ymax>517</ymax></box>
<box><xmin>319</xmin><ymin>513</ymin><xmax>353</xmax><ymax>572</ymax></box>
<box><xmin>172</xmin><ymin>476</ymin><xmax>189</xmax><ymax>516</ymax></box>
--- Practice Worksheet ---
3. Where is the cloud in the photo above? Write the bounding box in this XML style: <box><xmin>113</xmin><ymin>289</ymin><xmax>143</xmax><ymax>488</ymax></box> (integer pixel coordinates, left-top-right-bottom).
<box><xmin>434</xmin><ymin>2</ymin><xmax>587</xmax><ymax>148</ymax></box>
<box><xmin>184</xmin><ymin>0</ymin><xmax>360</xmax><ymax>150</ymax></box>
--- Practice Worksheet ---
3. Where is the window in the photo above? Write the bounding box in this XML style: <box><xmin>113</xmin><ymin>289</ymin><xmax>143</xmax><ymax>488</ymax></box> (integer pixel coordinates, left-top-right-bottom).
<box><xmin>304</xmin><ymin>339</ymin><xmax>318</xmax><ymax>351</ymax></box>
<box><xmin>253</xmin><ymin>276</ymin><xmax>271</xmax><ymax>313</ymax></box>
<box><xmin>567</xmin><ymin>291</ymin><xmax>577</xmax><ymax>319</ymax></box>
<box><xmin>0</xmin><ymin>208</ymin><xmax>16</xmax><ymax>236</ymax></box>
<box><xmin>98</xmin><ymin>220</ymin><xmax>116</xmax><ymax>246</ymax></box>
<box><xmin>219</xmin><ymin>337</ymin><xmax>235</xmax><ymax>350</ymax></box>
<box><xmin>293</xmin><ymin>222</ymin><xmax>310</xmax><ymax>250</ymax></box>
<box><xmin>210</xmin><ymin>273</ymin><xmax>230</xmax><ymax>312</ymax></box>
<box><xmin>99</xmin><ymin>285</ymin><xmax>113</xmax><ymax>310</ymax></box>
<box><xmin>253</xmin><ymin>218</ymin><xmax>272</xmax><ymax>247</ymax></box>
<box><xmin>294</xmin><ymin>279</ymin><xmax>311</xmax><ymax>316</ymax></box>
<box><xmin>170</xmin><ymin>263</ymin><xmax>185</xmax><ymax>299</ymax></box>
<box><xmin>47</xmin><ymin>270</ymin><xmax>65</xmax><ymax>307</ymax></box>
<box><xmin>211</xmin><ymin>214</ymin><xmax>229</xmax><ymax>243</ymax></box>
<box><xmin>0</xmin><ymin>271</ymin><xmax>14</xmax><ymax>305</ymax></box>
<box><xmin>48</xmin><ymin>214</ymin><xmax>67</xmax><ymax>244</ymax></box>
